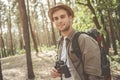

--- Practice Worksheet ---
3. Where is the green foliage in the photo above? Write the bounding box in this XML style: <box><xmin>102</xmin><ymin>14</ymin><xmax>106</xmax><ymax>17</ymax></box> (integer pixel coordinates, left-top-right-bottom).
<box><xmin>110</xmin><ymin>55</ymin><xmax>120</xmax><ymax>71</ymax></box>
<box><xmin>116</xmin><ymin>40</ymin><xmax>120</xmax><ymax>49</ymax></box>
<box><xmin>73</xmin><ymin>2</ymin><xmax>95</xmax><ymax>31</ymax></box>
<box><xmin>99</xmin><ymin>26</ymin><xmax>107</xmax><ymax>35</ymax></box>
<box><xmin>96</xmin><ymin>0</ymin><xmax>117</xmax><ymax>11</ymax></box>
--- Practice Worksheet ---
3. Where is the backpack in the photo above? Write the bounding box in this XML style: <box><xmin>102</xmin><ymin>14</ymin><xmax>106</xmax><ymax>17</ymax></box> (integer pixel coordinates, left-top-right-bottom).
<box><xmin>72</xmin><ymin>31</ymin><xmax>111</xmax><ymax>80</ymax></box>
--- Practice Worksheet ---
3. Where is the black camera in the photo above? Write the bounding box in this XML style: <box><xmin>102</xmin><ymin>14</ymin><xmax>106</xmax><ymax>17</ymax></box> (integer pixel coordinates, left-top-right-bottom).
<box><xmin>54</xmin><ymin>60</ymin><xmax>71</xmax><ymax>78</ymax></box>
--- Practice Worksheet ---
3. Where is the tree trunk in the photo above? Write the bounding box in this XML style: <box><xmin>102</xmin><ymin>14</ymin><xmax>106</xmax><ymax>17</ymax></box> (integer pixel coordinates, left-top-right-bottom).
<box><xmin>0</xmin><ymin>34</ymin><xmax>7</xmax><ymax>57</ymax></box>
<box><xmin>0</xmin><ymin>10</ymin><xmax>3</xmax><ymax>80</ymax></box>
<box><xmin>8</xmin><ymin>7</ymin><xmax>14</xmax><ymax>55</ymax></box>
<box><xmin>100</xmin><ymin>10</ymin><xmax>110</xmax><ymax>54</ymax></box>
<box><xmin>40</xmin><ymin>3</ymin><xmax>50</xmax><ymax>46</ymax></box>
<box><xmin>47</xmin><ymin>0</ymin><xmax>57</xmax><ymax>46</ymax></box>
<box><xmin>108</xmin><ymin>11</ymin><xmax>118</xmax><ymax>55</ymax></box>
<box><xmin>117</xmin><ymin>0</ymin><xmax>120</xmax><ymax>46</ymax></box>
<box><xmin>0</xmin><ymin>60</ymin><xmax>3</xmax><ymax>80</ymax></box>
<box><xmin>0</xmin><ymin>15</ymin><xmax>7</xmax><ymax>57</ymax></box>
<box><xmin>18</xmin><ymin>23</ymin><xmax>24</xmax><ymax>49</ymax></box>
<box><xmin>18</xmin><ymin>0</ymin><xmax>35</xmax><ymax>79</ymax></box>
<box><xmin>86</xmin><ymin>0</ymin><xmax>101</xmax><ymax>29</ymax></box>
<box><xmin>54</xmin><ymin>0</ymin><xmax>56</xmax><ymax>5</ymax></box>
<box><xmin>26</xmin><ymin>0</ymin><xmax>38</xmax><ymax>53</ymax></box>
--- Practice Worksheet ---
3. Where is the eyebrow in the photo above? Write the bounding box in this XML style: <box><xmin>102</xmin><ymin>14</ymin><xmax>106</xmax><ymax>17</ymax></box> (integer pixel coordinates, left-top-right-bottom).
<box><xmin>53</xmin><ymin>14</ymin><xmax>66</xmax><ymax>18</ymax></box>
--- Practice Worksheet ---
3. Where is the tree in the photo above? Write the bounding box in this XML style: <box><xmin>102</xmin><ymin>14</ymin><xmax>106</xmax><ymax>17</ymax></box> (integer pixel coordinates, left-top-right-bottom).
<box><xmin>7</xmin><ymin>5</ymin><xmax>14</xmax><ymax>56</ymax></box>
<box><xmin>0</xmin><ymin>60</ymin><xmax>3</xmax><ymax>80</ymax></box>
<box><xmin>26</xmin><ymin>0</ymin><xmax>39</xmax><ymax>53</ymax></box>
<box><xmin>75</xmin><ymin>0</ymin><xmax>119</xmax><ymax>54</ymax></box>
<box><xmin>0</xmin><ymin>11</ymin><xmax>7</xmax><ymax>57</ymax></box>
<box><xmin>47</xmin><ymin>0</ymin><xmax>57</xmax><ymax>46</ymax></box>
<box><xmin>18</xmin><ymin>0</ymin><xmax>35</xmax><ymax>79</ymax></box>
<box><xmin>116</xmin><ymin>0</ymin><xmax>120</xmax><ymax>45</ymax></box>
<box><xmin>108</xmin><ymin>10</ymin><xmax>117</xmax><ymax>55</ymax></box>
<box><xmin>0</xmin><ymin>2</ymin><xmax>3</xmax><ymax>78</ymax></box>
<box><xmin>76</xmin><ymin>0</ymin><xmax>101</xmax><ymax>29</ymax></box>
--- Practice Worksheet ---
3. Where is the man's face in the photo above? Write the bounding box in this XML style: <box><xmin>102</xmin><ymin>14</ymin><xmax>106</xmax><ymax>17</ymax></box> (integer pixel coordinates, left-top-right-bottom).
<box><xmin>53</xmin><ymin>9</ymin><xmax>72</xmax><ymax>32</ymax></box>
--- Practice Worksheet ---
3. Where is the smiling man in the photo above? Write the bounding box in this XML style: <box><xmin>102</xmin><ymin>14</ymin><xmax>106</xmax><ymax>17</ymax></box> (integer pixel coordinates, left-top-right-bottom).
<box><xmin>48</xmin><ymin>2</ymin><xmax>104</xmax><ymax>80</ymax></box>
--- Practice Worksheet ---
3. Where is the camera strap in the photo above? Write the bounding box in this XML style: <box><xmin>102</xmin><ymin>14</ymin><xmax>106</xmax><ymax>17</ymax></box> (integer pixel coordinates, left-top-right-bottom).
<box><xmin>61</xmin><ymin>76</ymin><xmax>63</xmax><ymax>80</ymax></box>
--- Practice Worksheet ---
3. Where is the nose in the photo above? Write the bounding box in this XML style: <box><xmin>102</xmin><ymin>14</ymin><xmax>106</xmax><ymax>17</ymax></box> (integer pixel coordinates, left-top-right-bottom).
<box><xmin>57</xmin><ymin>18</ymin><xmax>62</xmax><ymax>23</ymax></box>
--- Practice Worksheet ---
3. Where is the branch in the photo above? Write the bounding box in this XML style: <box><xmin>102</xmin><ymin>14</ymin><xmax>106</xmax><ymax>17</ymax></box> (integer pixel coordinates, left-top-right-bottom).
<box><xmin>76</xmin><ymin>2</ymin><xmax>87</xmax><ymax>6</ymax></box>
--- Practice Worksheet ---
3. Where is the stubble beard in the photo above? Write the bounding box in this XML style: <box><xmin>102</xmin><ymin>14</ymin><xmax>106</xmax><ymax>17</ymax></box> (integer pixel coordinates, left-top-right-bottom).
<box><xmin>61</xmin><ymin>21</ymin><xmax>71</xmax><ymax>32</ymax></box>
<box><xmin>61</xmin><ymin>25</ymin><xmax>70</xmax><ymax>32</ymax></box>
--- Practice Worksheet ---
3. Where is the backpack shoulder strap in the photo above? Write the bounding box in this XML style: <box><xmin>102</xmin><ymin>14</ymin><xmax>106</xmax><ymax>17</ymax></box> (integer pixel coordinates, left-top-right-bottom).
<box><xmin>72</xmin><ymin>32</ymin><xmax>89</xmax><ymax>80</ymax></box>
<box><xmin>72</xmin><ymin>32</ymin><xmax>84</xmax><ymax>59</ymax></box>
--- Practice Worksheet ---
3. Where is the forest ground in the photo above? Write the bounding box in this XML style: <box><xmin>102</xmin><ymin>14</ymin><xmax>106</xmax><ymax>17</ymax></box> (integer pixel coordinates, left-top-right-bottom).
<box><xmin>1</xmin><ymin>50</ymin><xmax>120</xmax><ymax>80</ymax></box>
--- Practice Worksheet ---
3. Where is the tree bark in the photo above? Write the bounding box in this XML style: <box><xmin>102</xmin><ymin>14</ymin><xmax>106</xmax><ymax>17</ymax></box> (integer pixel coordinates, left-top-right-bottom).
<box><xmin>0</xmin><ymin>34</ymin><xmax>7</xmax><ymax>57</ymax></box>
<box><xmin>0</xmin><ymin>13</ymin><xmax>4</xmax><ymax>80</ymax></box>
<box><xmin>86</xmin><ymin>0</ymin><xmax>101</xmax><ymax>29</ymax></box>
<box><xmin>0</xmin><ymin>60</ymin><xmax>3</xmax><ymax>80</ymax></box>
<box><xmin>26</xmin><ymin>0</ymin><xmax>38</xmax><ymax>53</ymax></box>
<box><xmin>8</xmin><ymin>7</ymin><xmax>14</xmax><ymax>55</ymax></box>
<box><xmin>99</xmin><ymin>10</ymin><xmax>110</xmax><ymax>54</ymax></box>
<box><xmin>18</xmin><ymin>0</ymin><xmax>35</xmax><ymax>79</ymax></box>
<box><xmin>0</xmin><ymin>15</ymin><xmax>7</xmax><ymax>57</ymax></box>
<box><xmin>117</xmin><ymin>0</ymin><xmax>120</xmax><ymax>46</ymax></box>
<box><xmin>47</xmin><ymin>0</ymin><xmax>57</xmax><ymax>46</ymax></box>
<box><xmin>108</xmin><ymin>11</ymin><xmax>118</xmax><ymax>55</ymax></box>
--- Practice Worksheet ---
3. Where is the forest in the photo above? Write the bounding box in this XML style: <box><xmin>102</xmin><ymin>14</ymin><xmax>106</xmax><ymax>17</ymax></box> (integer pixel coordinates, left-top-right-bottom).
<box><xmin>0</xmin><ymin>0</ymin><xmax>120</xmax><ymax>80</ymax></box>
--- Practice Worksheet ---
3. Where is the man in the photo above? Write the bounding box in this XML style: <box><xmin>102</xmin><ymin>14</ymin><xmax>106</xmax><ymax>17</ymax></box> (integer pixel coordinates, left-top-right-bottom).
<box><xmin>48</xmin><ymin>2</ymin><xmax>104</xmax><ymax>80</ymax></box>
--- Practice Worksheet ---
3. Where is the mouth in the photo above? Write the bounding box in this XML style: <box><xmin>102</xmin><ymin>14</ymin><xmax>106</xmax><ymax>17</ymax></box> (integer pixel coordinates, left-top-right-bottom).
<box><xmin>58</xmin><ymin>24</ymin><xmax>65</xmax><ymax>28</ymax></box>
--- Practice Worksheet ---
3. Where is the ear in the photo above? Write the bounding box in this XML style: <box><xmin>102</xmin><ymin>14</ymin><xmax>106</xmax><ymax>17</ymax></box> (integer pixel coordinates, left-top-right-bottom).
<box><xmin>52</xmin><ymin>20</ymin><xmax>54</xmax><ymax>22</ymax></box>
<box><xmin>69</xmin><ymin>16</ymin><xmax>72</xmax><ymax>19</ymax></box>
<box><xmin>69</xmin><ymin>16</ymin><xmax>73</xmax><ymax>22</ymax></box>
<box><xmin>51</xmin><ymin>18</ymin><xmax>54</xmax><ymax>22</ymax></box>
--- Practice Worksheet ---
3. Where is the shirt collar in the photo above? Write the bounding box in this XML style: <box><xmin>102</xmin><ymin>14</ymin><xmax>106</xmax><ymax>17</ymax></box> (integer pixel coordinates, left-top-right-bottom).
<box><xmin>58</xmin><ymin>29</ymin><xmax>76</xmax><ymax>42</ymax></box>
<box><xmin>67</xmin><ymin>29</ymin><xmax>76</xmax><ymax>41</ymax></box>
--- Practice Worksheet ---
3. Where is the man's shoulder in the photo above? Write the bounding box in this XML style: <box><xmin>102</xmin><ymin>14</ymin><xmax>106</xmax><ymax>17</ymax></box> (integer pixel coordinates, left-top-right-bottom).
<box><xmin>76</xmin><ymin>32</ymin><xmax>98</xmax><ymax>44</ymax></box>
<box><xmin>75</xmin><ymin>32</ymin><xmax>91</xmax><ymax>40</ymax></box>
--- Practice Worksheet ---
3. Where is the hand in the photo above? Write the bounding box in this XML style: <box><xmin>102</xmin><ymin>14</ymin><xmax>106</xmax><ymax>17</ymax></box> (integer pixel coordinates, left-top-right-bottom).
<box><xmin>50</xmin><ymin>67</ymin><xmax>61</xmax><ymax>78</ymax></box>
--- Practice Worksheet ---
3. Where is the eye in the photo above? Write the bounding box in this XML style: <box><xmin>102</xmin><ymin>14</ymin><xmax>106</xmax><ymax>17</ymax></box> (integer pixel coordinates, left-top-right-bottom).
<box><xmin>53</xmin><ymin>17</ymin><xmax>58</xmax><ymax>21</ymax></box>
<box><xmin>60</xmin><ymin>15</ymin><xmax>65</xmax><ymax>19</ymax></box>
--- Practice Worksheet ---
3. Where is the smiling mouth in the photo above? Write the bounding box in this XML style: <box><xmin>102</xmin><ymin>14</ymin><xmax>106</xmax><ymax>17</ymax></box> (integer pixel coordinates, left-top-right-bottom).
<box><xmin>58</xmin><ymin>24</ymin><xmax>65</xmax><ymax>28</ymax></box>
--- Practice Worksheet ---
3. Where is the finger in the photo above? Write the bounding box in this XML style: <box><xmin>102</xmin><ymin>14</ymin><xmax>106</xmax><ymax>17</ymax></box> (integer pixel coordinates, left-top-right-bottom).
<box><xmin>52</xmin><ymin>67</ymin><xmax>58</xmax><ymax>72</ymax></box>
<box><xmin>51</xmin><ymin>70</ymin><xmax>61</xmax><ymax>78</ymax></box>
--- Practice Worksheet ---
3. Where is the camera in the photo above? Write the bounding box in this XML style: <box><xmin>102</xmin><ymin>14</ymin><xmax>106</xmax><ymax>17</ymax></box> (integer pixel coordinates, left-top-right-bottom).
<box><xmin>54</xmin><ymin>60</ymin><xmax>71</xmax><ymax>78</ymax></box>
